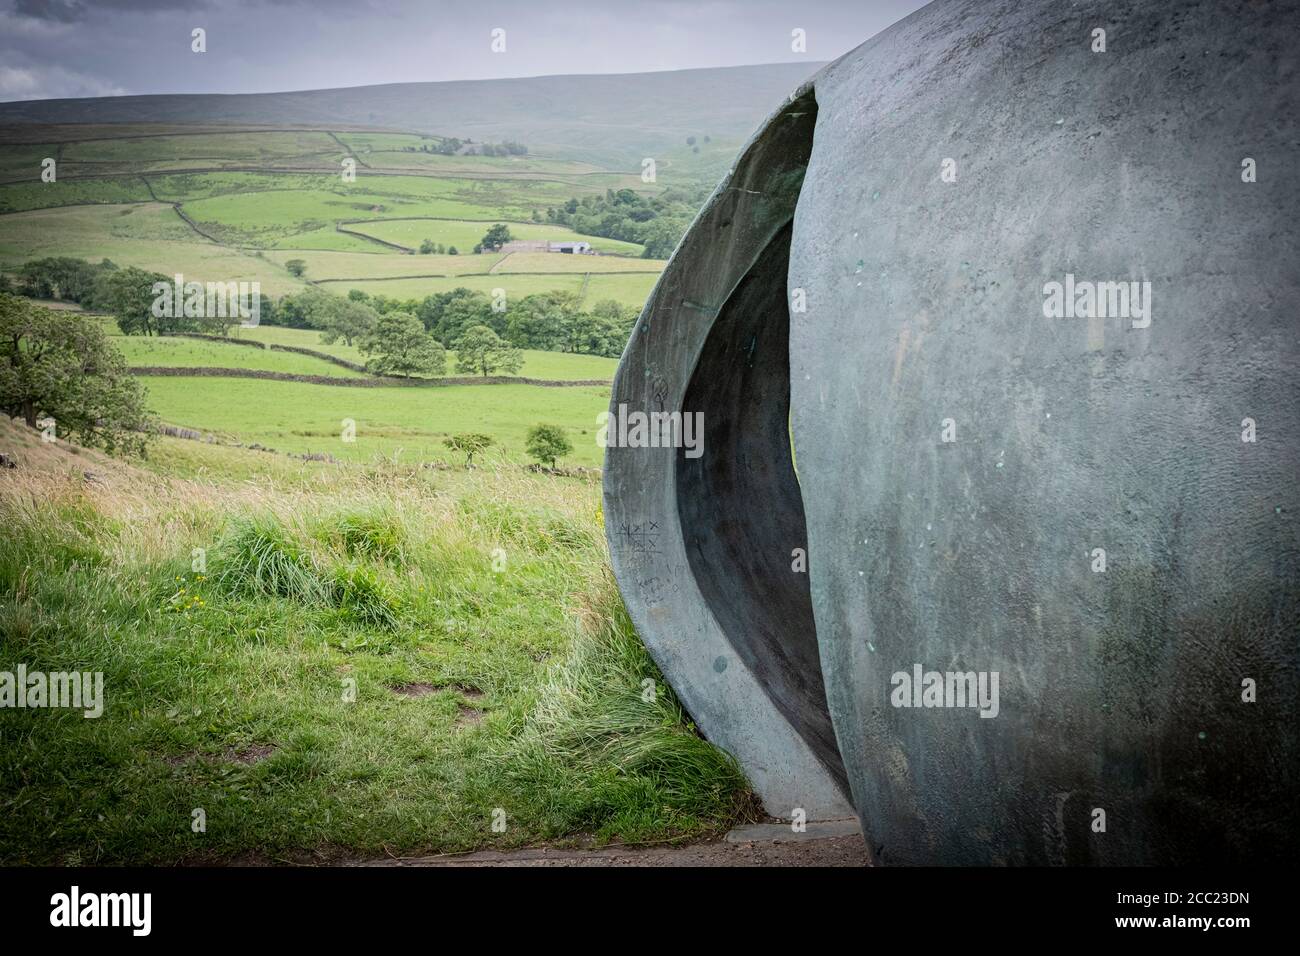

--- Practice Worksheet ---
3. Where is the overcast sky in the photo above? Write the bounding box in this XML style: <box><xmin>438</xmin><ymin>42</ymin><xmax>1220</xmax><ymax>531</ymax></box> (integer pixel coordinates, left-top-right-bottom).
<box><xmin>0</xmin><ymin>0</ymin><xmax>928</xmax><ymax>101</ymax></box>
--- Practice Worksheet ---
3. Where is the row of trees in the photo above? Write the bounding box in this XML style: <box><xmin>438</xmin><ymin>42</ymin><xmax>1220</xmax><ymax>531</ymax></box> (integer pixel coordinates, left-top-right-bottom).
<box><xmin>417</xmin><ymin>241</ymin><xmax>458</xmax><ymax>255</ymax></box>
<box><xmin>399</xmin><ymin>137</ymin><xmax>527</xmax><ymax>157</ymax></box>
<box><xmin>8</xmin><ymin>256</ymin><xmax>641</xmax><ymax>369</ymax></box>
<box><xmin>269</xmin><ymin>287</ymin><xmax>526</xmax><ymax>378</ymax></box>
<box><xmin>9</xmin><ymin>257</ymin><xmax>244</xmax><ymax>337</ymax></box>
<box><xmin>276</xmin><ymin>286</ymin><xmax>637</xmax><ymax>360</ymax></box>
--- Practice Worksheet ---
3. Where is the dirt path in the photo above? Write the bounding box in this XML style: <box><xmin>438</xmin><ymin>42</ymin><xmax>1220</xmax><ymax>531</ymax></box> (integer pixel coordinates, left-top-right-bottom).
<box><xmin>358</xmin><ymin>836</ymin><xmax>867</xmax><ymax>867</ymax></box>
<box><xmin>356</xmin><ymin>823</ymin><xmax>869</xmax><ymax>868</ymax></box>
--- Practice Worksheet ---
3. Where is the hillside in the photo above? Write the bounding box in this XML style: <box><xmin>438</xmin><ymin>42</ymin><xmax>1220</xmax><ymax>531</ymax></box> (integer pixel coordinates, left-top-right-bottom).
<box><xmin>0</xmin><ymin>411</ymin><xmax>752</xmax><ymax>864</ymax></box>
<box><xmin>0</xmin><ymin>63</ymin><xmax>824</xmax><ymax>170</ymax></box>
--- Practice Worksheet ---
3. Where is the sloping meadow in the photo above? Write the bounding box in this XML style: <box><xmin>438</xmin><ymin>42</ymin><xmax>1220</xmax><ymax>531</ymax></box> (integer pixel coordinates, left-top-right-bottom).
<box><xmin>0</xmin><ymin>434</ymin><xmax>751</xmax><ymax>863</ymax></box>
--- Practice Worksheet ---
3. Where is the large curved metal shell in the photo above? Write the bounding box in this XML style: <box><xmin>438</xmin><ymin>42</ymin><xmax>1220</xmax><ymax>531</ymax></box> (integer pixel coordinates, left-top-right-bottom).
<box><xmin>605</xmin><ymin>0</ymin><xmax>1300</xmax><ymax>863</ymax></box>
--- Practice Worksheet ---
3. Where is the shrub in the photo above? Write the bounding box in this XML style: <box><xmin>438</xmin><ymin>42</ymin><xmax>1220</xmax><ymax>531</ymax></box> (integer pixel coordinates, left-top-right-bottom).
<box><xmin>525</xmin><ymin>424</ymin><xmax>573</xmax><ymax>470</ymax></box>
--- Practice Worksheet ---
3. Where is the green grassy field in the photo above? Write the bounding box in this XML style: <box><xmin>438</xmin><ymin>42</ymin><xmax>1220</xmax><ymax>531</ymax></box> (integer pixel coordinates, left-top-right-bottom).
<box><xmin>301</xmin><ymin>260</ymin><xmax>660</xmax><ymax>308</ymax></box>
<box><xmin>140</xmin><ymin>376</ymin><xmax>609</xmax><ymax>466</ymax></box>
<box><xmin>0</xmin><ymin>420</ymin><xmax>751</xmax><ymax>864</ymax></box>
<box><xmin>63</xmin><ymin>130</ymin><xmax>342</xmax><ymax>166</ymax></box>
<box><xmin>0</xmin><ymin>127</ymin><xmax>663</xmax><ymax>314</ymax></box>
<box><xmin>219</xmin><ymin>324</ymin><xmax>617</xmax><ymax>381</ymax></box>
<box><xmin>346</xmin><ymin>218</ymin><xmax>644</xmax><ymax>256</ymax></box>
<box><xmin>300</xmin><ymin>271</ymin><xmax>655</xmax><ymax>307</ymax></box>
<box><xmin>0</xmin><ymin>203</ymin><xmax>310</xmax><ymax>296</ymax></box>
<box><xmin>581</xmin><ymin>272</ymin><xmax>660</xmax><ymax>307</ymax></box>
<box><xmin>493</xmin><ymin>251</ymin><xmax>663</xmax><ymax>274</ymax></box>
<box><xmin>498</xmin><ymin>350</ymin><xmax>617</xmax><ymax>381</ymax></box>
<box><xmin>178</xmin><ymin>187</ymin><xmax>500</xmax><ymax>246</ymax></box>
<box><xmin>110</xmin><ymin>333</ymin><xmax>366</xmax><ymax>377</ymax></box>
<box><xmin>227</xmin><ymin>323</ymin><xmax>366</xmax><ymax>361</ymax></box>
<box><xmin>335</xmin><ymin>273</ymin><xmax>590</xmax><ymax>303</ymax></box>
<box><xmin>0</xmin><ymin>177</ymin><xmax>154</xmax><ymax>213</ymax></box>
<box><xmin>270</xmin><ymin>226</ymin><xmax>392</xmax><ymax>253</ymax></box>
<box><xmin>266</xmin><ymin>249</ymin><xmax>507</xmax><ymax>279</ymax></box>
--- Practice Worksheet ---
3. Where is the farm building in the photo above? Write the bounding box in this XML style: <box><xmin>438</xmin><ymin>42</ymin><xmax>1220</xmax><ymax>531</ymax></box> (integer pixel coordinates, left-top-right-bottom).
<box><xmin>548</xmin><ymin>241</ymin><xmax>591</xmax><ymax>254</ymax></box>
<box><xmin>499</xmin><ymin>239</ymin><xmax>594</xmax><ymax>254</ymax></box>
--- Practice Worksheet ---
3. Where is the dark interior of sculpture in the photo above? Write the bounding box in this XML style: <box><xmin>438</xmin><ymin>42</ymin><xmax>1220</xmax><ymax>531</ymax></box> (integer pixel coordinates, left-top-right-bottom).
<box><xmin>675</xmin><ymin>108</ymin><xmax>850</xmax><ymax>792</ymax></box>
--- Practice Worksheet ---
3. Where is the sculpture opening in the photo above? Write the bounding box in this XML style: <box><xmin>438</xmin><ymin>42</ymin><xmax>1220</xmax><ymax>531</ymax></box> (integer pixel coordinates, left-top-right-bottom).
<box><xmin>676</xmin><ymin>220</ymin><xmax>849</xmax><ymax>794</ymax></box>
<box><xmin>603</xmin><ymin>84</ymin><xmax>854</xmax><ymax>818</ymax></box>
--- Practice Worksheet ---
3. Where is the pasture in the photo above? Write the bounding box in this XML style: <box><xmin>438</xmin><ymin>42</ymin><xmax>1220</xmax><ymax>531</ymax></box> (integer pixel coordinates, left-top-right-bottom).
<box><xmin>0</xmin><ymin>203</ymin><xmax>308</xmax><ymax>296</ymax></box>
<box><xmin>0</xmin><ymin>126</ymin><xmax>667</xmax><ymax>312</ymax></box>
<box><xmin>138</xmin><ymin>376</ymin><xmax>610</xmax><ymax>467</ymax></box>
<box><xmin>110</xmin><ymin>332</ymin><xmax>368</xmax><ymax>378</ymax></box>
<box><xmin>221</xmin><ymin>324</ymin><xmax>618</xmax><ymax>381</ymax></box>
<box><xmin>345</xmin><ymin>218</ymin><xmax>644</xmax><ymax>256</ymax></box>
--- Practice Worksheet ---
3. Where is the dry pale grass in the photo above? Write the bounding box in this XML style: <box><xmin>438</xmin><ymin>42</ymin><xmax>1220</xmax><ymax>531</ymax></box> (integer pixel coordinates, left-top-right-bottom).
<box><xmin>1</xmin><ymin>413</ymin><xmax>605</xmax><ymax>574</ymax></box>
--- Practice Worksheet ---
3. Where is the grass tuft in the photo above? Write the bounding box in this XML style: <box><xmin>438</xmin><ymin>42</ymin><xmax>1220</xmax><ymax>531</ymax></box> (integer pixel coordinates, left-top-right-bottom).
<box><xmin>486</xmin><ymin>581</ymin><xmax>756</xmax><ymax>843</ymax></box>
<box><xmin>317</xmin><ymin>507</ymin><xmax>407</xmax><ymax>565</ymax></box>
<box><xmin>213</xmin><ymin>515</ymin><xmax>329</xmax><ymax>603</ymax></box>
<box><xmin>328</xmin><ymin>563</ymin><xmax>399</xmax><ymax>628</ymax></box>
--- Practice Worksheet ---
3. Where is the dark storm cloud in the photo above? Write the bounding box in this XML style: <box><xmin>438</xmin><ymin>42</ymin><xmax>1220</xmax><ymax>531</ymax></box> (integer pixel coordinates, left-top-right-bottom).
<box><xmin>12</xmin><ymin>0</ymin><xmax>85</xmax><ymax>21</ymax></box>
<box><xmin>11</xmin><ymin>0</ymin><xmax>213</xmax><ymax>19</ymax></box>
<box><xmin>0</xmin><ymin>0</ymin><xmax>928</xmax><ymax>101</ymax></box>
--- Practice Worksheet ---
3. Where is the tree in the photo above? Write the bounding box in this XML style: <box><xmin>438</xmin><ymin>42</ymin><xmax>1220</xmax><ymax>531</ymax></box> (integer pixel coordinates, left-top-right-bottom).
<box><xmin>479</xmin><ymin>223</ymin><xmax>512</xmax><ymax>252</ymax></box>
<box><xmin>525</xmin><ymin>424</ymin><xmax>572</xmax><ymax>470</ymax></box>
<box><xmin>505</xmin><ymin>290</ymin><xmax>581</xmax><ymax>351</ymax></box>
<box><xmin>271</xmin><ymin>291</ymin><xmax>319</xmax><ymax>328</ymax></box>
<box><xmin>447</xmin><ymin>246</ymin><xmax>459</xmax><ymax>255</ymax></box>
<box><xmin>590</xmin><ymin>298</ymin><xmax>637</xmax><ymax>330</ymax></box>
<box><xmin>285</xmin><ymin>259</ymin><xmax>307</xmax><ymax>277</ymax></box>
<box><xmin>443</xmin><ymin>432</ymin><xmax>493</xmax><ymax>468</ymax></box>
<box><xmin>586</xmin><ymin>299</ymin><xmax>638</xmax><ymax>355</ymax></box>
<box><xmin>99</xmin><ymin>266</ymin><xmax>171</xmax><ymax>336</ymax></box>
<box><xmin>358</xmin><ymin>311</ymin><xmax>446</xmax><ymax>377</ymax></box>
<box><xmin>419</xmin><ymin>239</ymin><xmax>435</xmax><ymax>255</ymax></box>
<box><xmin>640</xmin><ymin>216</ymin><xmax>689</xmax><ymax>259</ymax></box>
<box><xmin>313</xmin><ymin>295</ymin><xmax>377</xmax><ymax>347</ymax></box>
<box><xmin>454</xmin><ymin>325</ymin><xmax>523</xmax><ymax>377</ymax></box>
<box><xmin>0</xmin><ymin>294</ymin><xmax>152</xmax><ymax>455</ymax></box>
<box><xmin>17</xmin><ymin>257</ymin><xmax>101</xmax><ymax>303</ymax></box>
<box><xmin>418</xmin><ymin>288</ymin><xmax>498</xmax><ymax>343</ymax></box>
